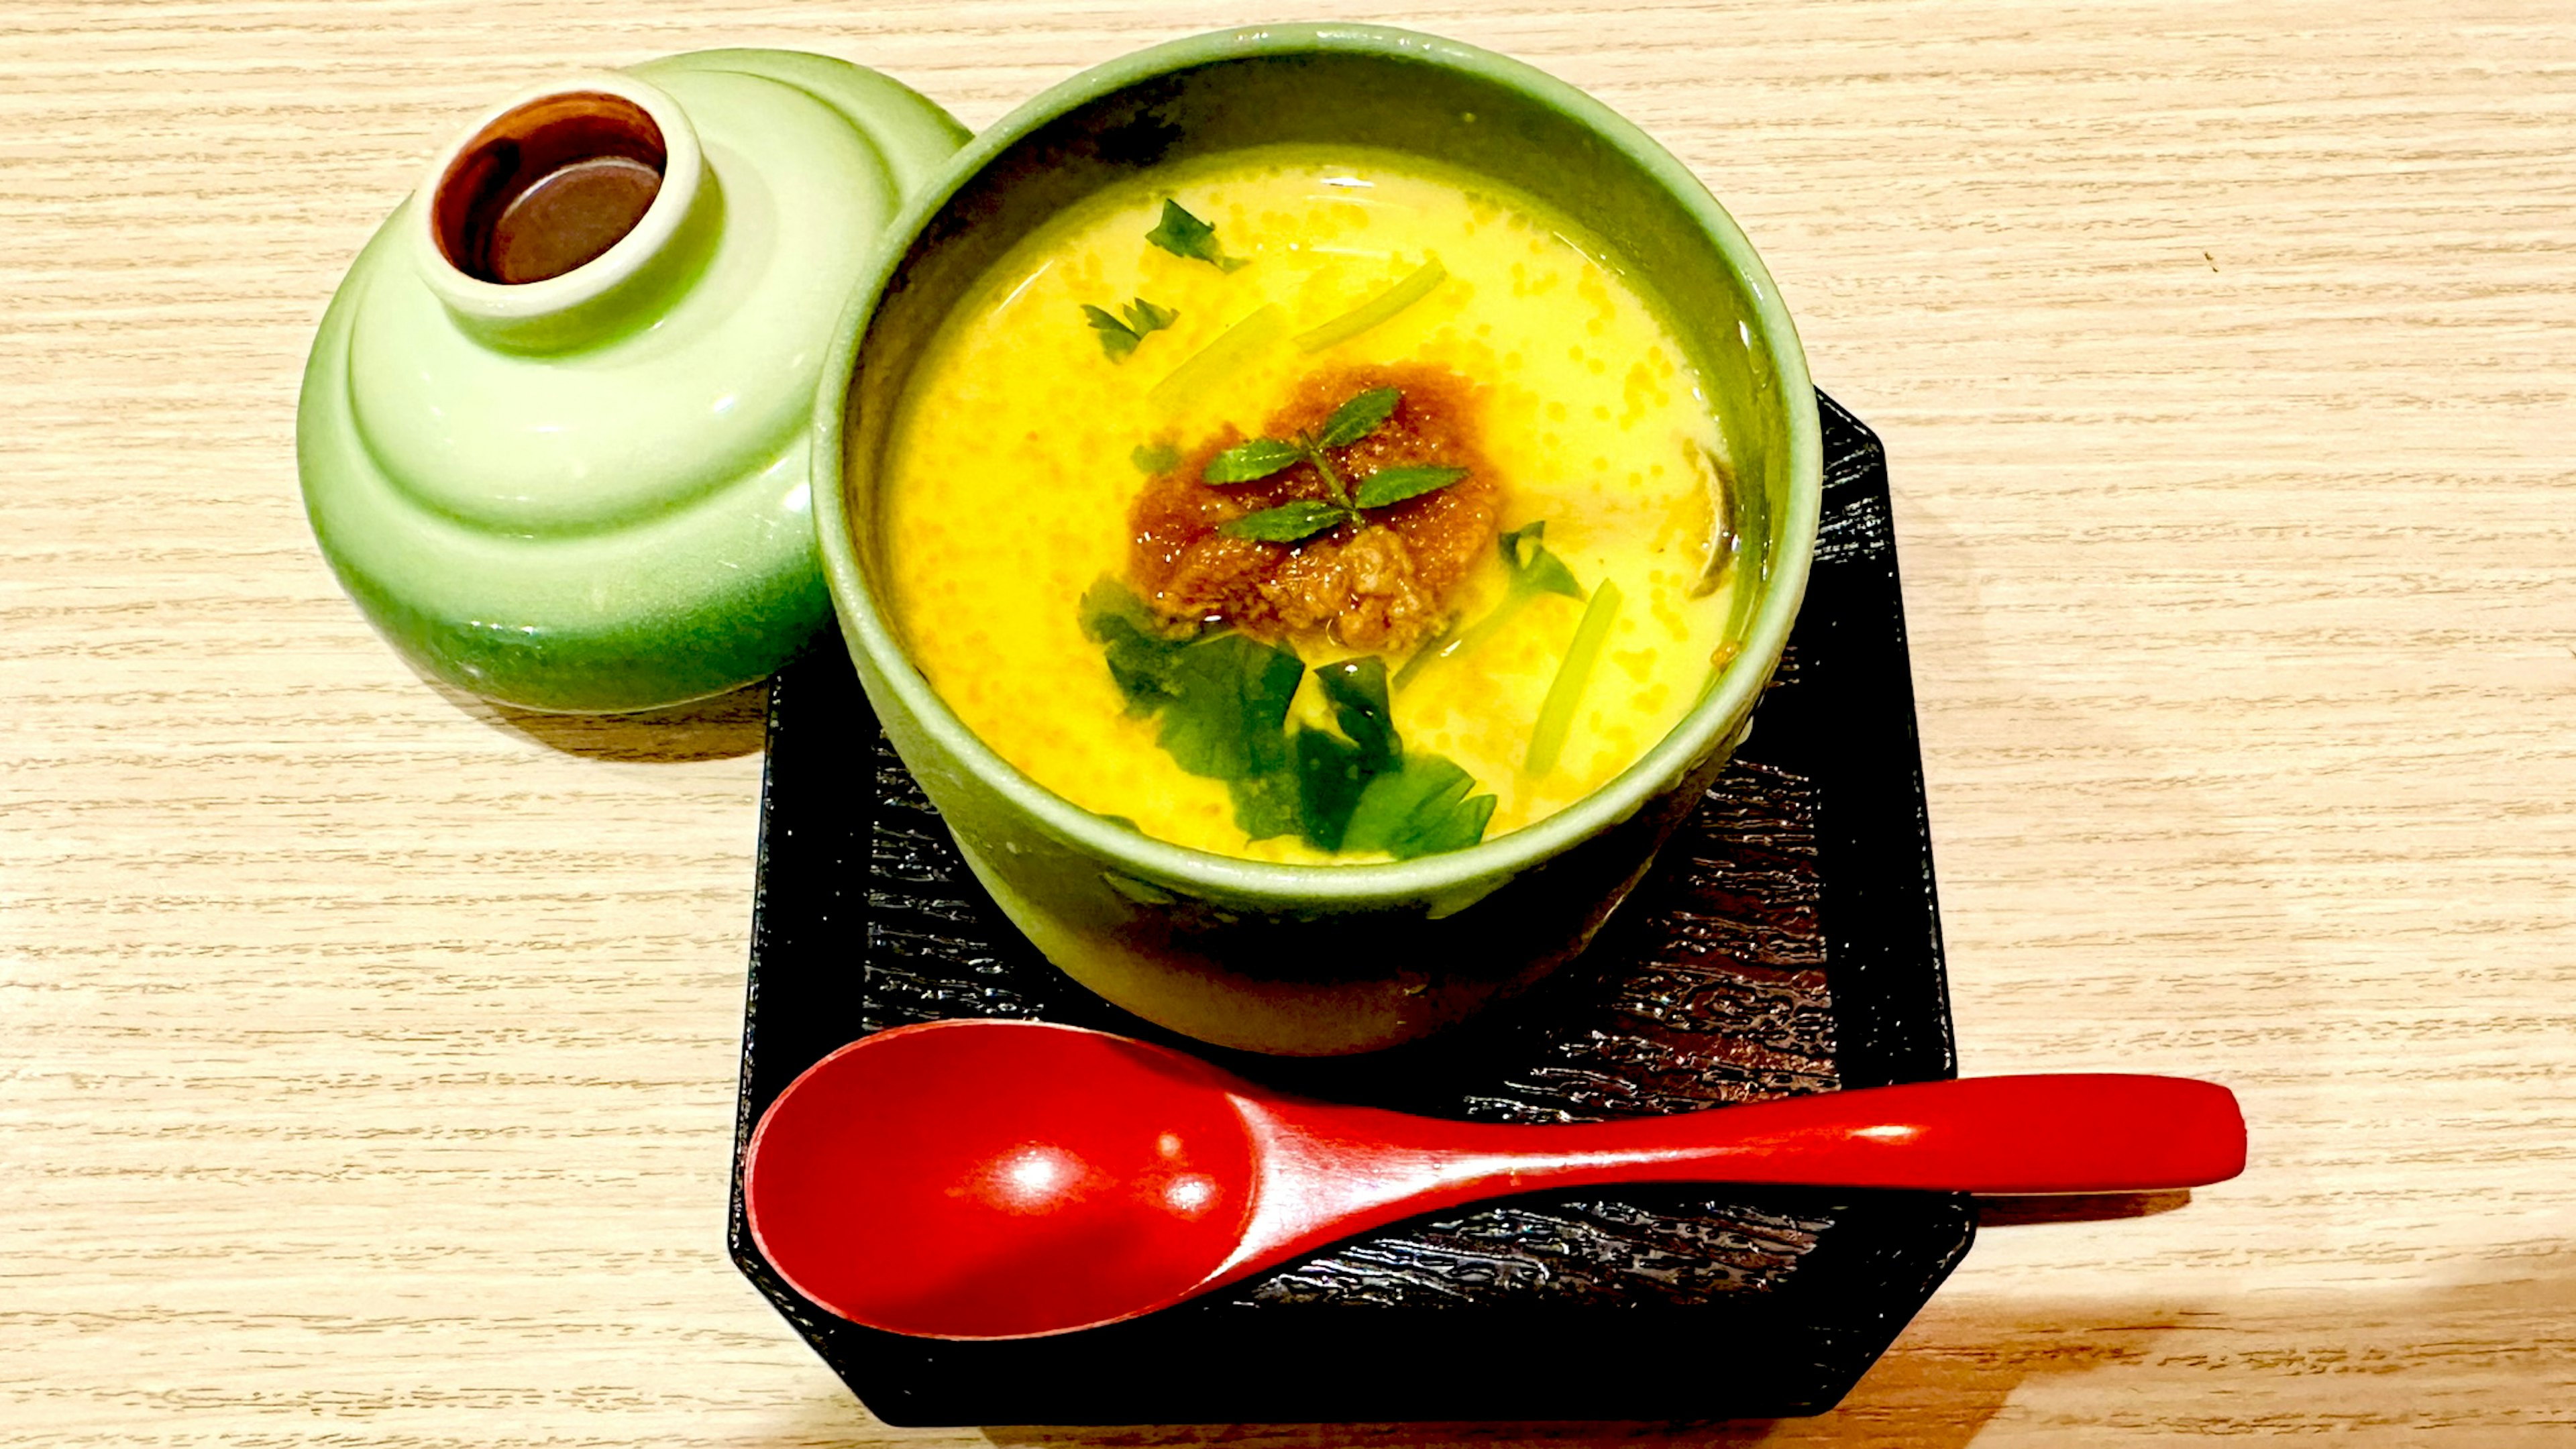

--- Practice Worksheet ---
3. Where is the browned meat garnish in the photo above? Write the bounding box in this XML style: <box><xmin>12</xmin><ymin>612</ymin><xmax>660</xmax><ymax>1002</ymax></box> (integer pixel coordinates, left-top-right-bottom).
<box><xmin>1128</xmin><ymin>364</ymin><xmax>1501</xmax><ymax>652</ymax></box>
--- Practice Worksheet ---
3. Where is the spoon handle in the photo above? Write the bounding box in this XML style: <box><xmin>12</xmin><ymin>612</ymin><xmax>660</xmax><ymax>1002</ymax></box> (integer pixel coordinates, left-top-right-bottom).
<box><xmin>1536</xmin><ymin>1073</ymin><xmax>2248</xmax><ymax>1193</ymax></box>
<box><xmin>1258</xmin><ymin>1073</ymin><xmax>2244</xmax><ymax>1237</ymax></box>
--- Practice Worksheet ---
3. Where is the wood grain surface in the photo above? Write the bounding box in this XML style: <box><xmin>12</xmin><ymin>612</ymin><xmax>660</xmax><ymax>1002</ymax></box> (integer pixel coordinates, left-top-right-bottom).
<box><xmin>5</xmin><ymin>1</ymin><xmax>2571</xmax><ymax>1443</ymax></box>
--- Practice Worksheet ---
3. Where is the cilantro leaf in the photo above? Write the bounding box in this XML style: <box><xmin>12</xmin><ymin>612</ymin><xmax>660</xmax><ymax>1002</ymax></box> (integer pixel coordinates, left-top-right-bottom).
<box><xmin>1146</xmin><ymin>199</ymin><xmax>1248</xmax><ymax>272</ymax></box>
<box><xmin>1122</xmin><ymin>297</ymin><xmax>1177</xmax><ymax>335</ymax></box>
<box><xmin>1081</xmin><ymin>305</ymin><xmax>1140</xmax><ymax>361</ymax></box>
<box><xmin>1291</xmin><ymin>729</ymin><xmax>1370</xmax><ymax>851</ymax></box>
<box><xmin>1076</xmin><ymin>585</ymin><xmax>1494</xmax><ymax>857</ymax></box>
<box><xmin>1317</xmin><ymin>385</ymin><xmax>1400</xmax><ymax>448</ymax></box>
<box><xmin>1081</xmin><ymin>297</ymin><xmax>1177</xmax><ymax>362</ymax></box>
<box><xmin>1131</xmin><ymin>440</ymin><xmax>1181</xmax><ymax>474</ymax></box>
<box><xmin>1228</xmin><ymin>765</ymin><xmax>1306</xmax><ymax>843</ymax></box>
<box><xmin>1292</xmin><ymin>659</ymin><xmax>1401</xmax><ymax>851</ymax></box>
<box><xmin>1203</xmin><ymin>437</ymin><xmax>1305</xmax><ymax>484</ymax></box>
<box><xmin>1220</xmin><ymin>499</ymin><xmax>1350</xmax><ymax>543</ymax></box>
<box><xmin>1079</xmin><ymin>578</ymin><xmax>1189</xmax><ymax>713</ymax></box>
<box><xmin>1078</xmin><ymin>580</ymin><xmax>1309</xmax><ymax>840</ymax></box>
<box><xmin>1155</xmin><ymin>632</ymin><xmax>1303</xmax><ymax>782</ymax></box>
<box><xmin>1352</xmin><ymin>464</ymin><xmax>1470</xmax><ymax>510</ymax></box>
<box><xmin>1340</xmin><ymin>755</ymin><xmax>1499</xmax><ymax>860</ymax></box>
<box><xmin>1316</xmin><ymin>657</ymin><xmax>1398</xmax><ymax>769</ymax></box>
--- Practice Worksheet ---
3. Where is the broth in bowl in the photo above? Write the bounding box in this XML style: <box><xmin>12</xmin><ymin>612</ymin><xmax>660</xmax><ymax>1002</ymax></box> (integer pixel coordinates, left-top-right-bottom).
<box><xmin>881</xmin><ymin>148</ymin><xmax>1758</xmax><ymax>863</ymax></box>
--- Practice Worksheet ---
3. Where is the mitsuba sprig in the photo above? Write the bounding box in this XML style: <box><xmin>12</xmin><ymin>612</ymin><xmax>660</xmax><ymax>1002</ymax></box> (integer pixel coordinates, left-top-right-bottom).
<box><xmin>1201</xmin><ymin>385</ymin><xmax>1472</xmax><ymax>543</ymax></box>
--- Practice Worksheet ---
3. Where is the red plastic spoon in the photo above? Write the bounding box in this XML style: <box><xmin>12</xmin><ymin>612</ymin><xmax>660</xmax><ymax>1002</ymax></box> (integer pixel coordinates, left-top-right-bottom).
<box><xmin>742</xmin><ymin>1019</ymin><xmax>2245</xmax><ymax>1340</ymax></box>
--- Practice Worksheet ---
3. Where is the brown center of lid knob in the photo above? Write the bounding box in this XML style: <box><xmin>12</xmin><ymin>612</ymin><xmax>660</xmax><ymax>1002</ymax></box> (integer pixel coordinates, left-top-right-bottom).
<box><xmin>431</xmin><ymin>90</ymin><xmax>667</xmax><ymax>285</ymax></box>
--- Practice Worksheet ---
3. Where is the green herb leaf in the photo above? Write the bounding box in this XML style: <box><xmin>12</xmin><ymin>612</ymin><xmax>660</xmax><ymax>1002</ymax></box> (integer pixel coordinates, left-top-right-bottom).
<box><xmin>1352</xmin><ymin>464</ymin><xmax>1470</xmax><ymax>510</ymax></box>
<box><xmin>1203</xmin><ymin>437</ymin><xmax>1305</xmax><ymax>484</ymax></box>
<box><xmin>1078</xmin><ymin>581</ymin><xmax>1307</xmax><ymax>840</ymax></box>
<box><xmin>1317</xmin><ymin>386</ymin><xmax>1401</xmax><ymax>448</ymax></box>
<box><xmin>1228</xmin><ymin>766</ymin><xmax>1306</xmax><ymax>843</ymax></box>
<box><xmin>1079</xmin><ymin>578</ymin><xmax>1191</xmax><ymax>714</ymax></box>
<box><xmin>1316</xmin><ymin>657</ymin><xmax>1398</xmax><ymax>770</ymax></box>
<box><xmin>1340</xmin><ymin>754</ymin><xmax>1498</xmax><ymax>859</ymax></box>
<box><xmin>1130</xmin><ymin>440</ymin><xmax>1181</xmax><ymax>474</ymax></box>
<box><xmin>1291</xmin><ymin>729</ymin><xmax>1370</xmax><ymax>851</ymax></box>
<box><xmin>1081</xmin><ymin>296</ymin><xmax>1177</xmax><ymax>362</ymax></box>
<box><xmin>1081</xmin><ymin>305</ymin><xmax>1142</xmax><ymax>361</ymax></box>
<box><xmin>1146</xmin><ymin>198</ymin><xmax>1248</xmax><ymax>272</ymax></box>
<box><xmin>1296</xmin><ymin>657</ymin><xmax>1448</xmax><ymax>852</ymax></box>
<box><xmin>1157</xmin><ymin>632</ymin><xmax>1303</xmax><ymax>782</ymax></box>
<box><xmin>1503</xmin><ymin>521</ymin><xmax>1585</xmax><ymax>599</ymax></box>
<box><xmin>1219</xmin><ymin>499</ymin><xmax>1351</xmax><ymax>543</ymax></box>
<box><xmin>1122</xmin><ymin>297</ymin><xmax>1177</xmax><ymax>335</ymax></box>
<box><xmin>1077</xmin><ymin>581</ymin><xmax>1492</xmax><ymax>856</ymax></box>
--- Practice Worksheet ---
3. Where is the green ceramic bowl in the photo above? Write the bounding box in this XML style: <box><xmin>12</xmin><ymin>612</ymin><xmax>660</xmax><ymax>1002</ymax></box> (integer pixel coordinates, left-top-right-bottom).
<box><xmin>816</xmin><ymin>24</ymin><xmax>1822</xmax><ymax>1055</ymax></box>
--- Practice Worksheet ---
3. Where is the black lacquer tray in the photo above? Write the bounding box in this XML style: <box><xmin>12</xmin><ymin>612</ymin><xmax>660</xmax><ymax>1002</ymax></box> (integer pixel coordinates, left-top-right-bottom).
<box><xmin>729</xmin><ymin>390</ymin><xmax>1972</xmax><ymax>1426</ymax></box>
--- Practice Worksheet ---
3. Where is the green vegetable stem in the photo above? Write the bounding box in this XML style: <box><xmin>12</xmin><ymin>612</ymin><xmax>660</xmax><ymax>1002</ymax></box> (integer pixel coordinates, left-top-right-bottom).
<box><xmin>1524</xmin><ymin>578</ymin><xmax>1623</xmax><ymax>776</ymax></box>
<box><xmin>1393</xmin><ymin>520</ymin><xmax>1584</xmax><ymax>689</ymax></box>
<box><xmin>1147</xmin><ymin>304</ymin><xmax>1287</xmax><ymax>413</ymax></box>
<box><xmin>1293</xmin><ymin>258</ymin><xmax>1448</xmax><ymax>352</ymax></box>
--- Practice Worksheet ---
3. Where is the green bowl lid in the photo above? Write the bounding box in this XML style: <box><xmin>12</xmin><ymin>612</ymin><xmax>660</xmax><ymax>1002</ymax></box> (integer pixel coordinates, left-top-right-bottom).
<box><xmin>298</xmin><ymin>49</ymin><xmax>967</xmax><ymax>712</ymax></box>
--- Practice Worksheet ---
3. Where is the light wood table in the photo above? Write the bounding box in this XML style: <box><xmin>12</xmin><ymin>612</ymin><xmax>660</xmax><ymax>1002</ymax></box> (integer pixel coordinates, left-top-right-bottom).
<box><xmin>7</xmin><ymin>2</ymin><xmax>2572</xmax><ymax>1442</ymax></box>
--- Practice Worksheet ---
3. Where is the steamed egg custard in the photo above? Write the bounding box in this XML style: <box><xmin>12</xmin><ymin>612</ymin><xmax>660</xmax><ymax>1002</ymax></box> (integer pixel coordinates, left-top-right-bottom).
<box><xmin>881</xmin><ymin>148</ymin><xmax>1764</xmax><ymax>864</ymax></box>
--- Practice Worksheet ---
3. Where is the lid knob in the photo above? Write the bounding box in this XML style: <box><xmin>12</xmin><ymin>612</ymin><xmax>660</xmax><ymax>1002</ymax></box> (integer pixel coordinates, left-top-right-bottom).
<box><xmin>407</xmin><ymin>72</ymin><xmax>714</xmax><ymax>352</ymax></box>
<box><xmin>435</xmin><ymin>91</ymin><xmax>664</xmax><ymax>284</ymax></box>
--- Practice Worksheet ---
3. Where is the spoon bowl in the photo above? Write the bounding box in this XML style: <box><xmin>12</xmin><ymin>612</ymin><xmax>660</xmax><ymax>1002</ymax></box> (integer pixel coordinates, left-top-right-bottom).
<box><xmin>744</xmin><ymin>1022</ymin><xmax>1260</xmax><ymax>1339</ymax></box>
<box><xmin>743</xmin><ymin>1020</ymin><xmax>2245</xmax><ymax>1340</ymax></box>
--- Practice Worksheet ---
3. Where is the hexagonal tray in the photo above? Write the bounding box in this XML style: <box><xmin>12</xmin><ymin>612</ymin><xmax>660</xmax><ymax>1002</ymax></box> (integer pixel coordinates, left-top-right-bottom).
<box><xmin>728</xmin><ymin>389</ymin><xmax>1973</xmax><ymax>1425</ymax></box>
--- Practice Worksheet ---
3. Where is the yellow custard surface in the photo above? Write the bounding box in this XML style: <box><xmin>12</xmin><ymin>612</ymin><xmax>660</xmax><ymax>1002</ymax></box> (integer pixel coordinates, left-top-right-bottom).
<box><xmin>879</xmin><ymin>148</ymin><xmax>1742</xmax><ymax>863</ymax></box>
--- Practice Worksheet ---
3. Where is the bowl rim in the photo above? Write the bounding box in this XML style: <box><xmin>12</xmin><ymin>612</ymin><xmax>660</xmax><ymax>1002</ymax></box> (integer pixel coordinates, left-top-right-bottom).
<box><xmin>812</xmin><ymin>21</ymin><xmax>1823</xmax><ymax>906</ymax></box>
